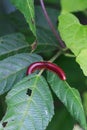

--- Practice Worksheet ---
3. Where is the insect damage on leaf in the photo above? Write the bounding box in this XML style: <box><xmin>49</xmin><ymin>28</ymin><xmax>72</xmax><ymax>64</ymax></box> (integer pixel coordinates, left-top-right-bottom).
<box><xmin>2</xmin><ymin>122</ymin><xmax>8</xmax><ymax>127</ymax></box>
<box><xmin>26</xmin><ymin>88</ymin><xmax>32</xmax><ymax>96</ymax></box>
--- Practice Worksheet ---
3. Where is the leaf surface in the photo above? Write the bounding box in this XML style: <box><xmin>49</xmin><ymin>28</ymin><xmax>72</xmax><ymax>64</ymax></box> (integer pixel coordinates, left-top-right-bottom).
<box><xmin>35</xmin><ymin>6</ymin><xmax>59</xmax><ymax>52</ymax></box>
<box><xmin>47</xmin><ymin>108</ymin><xmax>74</xmax><ymax>130</ymax></box>
<box><xmin>36</xmin><ymin>27</ymin><xmax>58</xmax><ymax>53</ymax></box>
<box><xmin>10</xmin><ymin>0</ymin><xmax>36</xmax><ymax>36</ymax></box>
<box><xmin>59</xmin><ymin>13</ymin><xmax>87</xmax><ymax>76</ymax></box>
<box><xmin>76</xmin><ymin>49</ymin><xmax>87</xmax><ymax>76</ymax></box>
<box><xmin>0</xmin><ymin>74</ymin><xmax>54</xmax><ymax>130</ymax></box>
<box><xmin>61</xmin><ymin>0</ymin><xmax>87</xmax><ymax>12</ymax></box>
<box><xmin>47</xmin><ymin>72</ymin><xmax>87</xmax><ymax>130</ymax></box>
<box><xmin>83</xmin><ymin>92</ymin><xmax>87</xmax><ymax>117</ymax></box>
<box><xmin>35</xmin><ymin>6</ymin><xmax>58</xmax><ymax>30</ymax></box>
<box><xmin>0</xmin><ymin>33</ymin><xmax>31</xmax><ymax>60</ymax></box>
<box><xmin>0</xmin><ymin>53</ymin><xmax>42</xmax><ymax>95</ymax></box>
<box><xmin>0</xmin><ymin>13</ymin><xmax>15</xmax><ymax>36</ymax></box>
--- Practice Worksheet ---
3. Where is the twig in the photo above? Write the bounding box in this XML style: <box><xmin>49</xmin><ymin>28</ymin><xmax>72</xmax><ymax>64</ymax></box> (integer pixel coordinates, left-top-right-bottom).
<box><xmin>40</xmin><ymin>0</ymin><xmax>65</xmax><ymax>48</ymax></box>
<box><xmin>38</xmin><ymin>50</ymin><xmax>62</xmax><ymax>76</ymax></box>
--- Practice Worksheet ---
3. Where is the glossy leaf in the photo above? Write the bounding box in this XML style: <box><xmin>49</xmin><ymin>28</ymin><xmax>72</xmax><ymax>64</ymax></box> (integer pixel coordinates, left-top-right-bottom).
<box><xmin>0</xmin><ymin>53</ymin><xmax>42</xmax><ymax>95</ymax></box>
<box><xmin>0</xmin><ymin>33</ymin><xmax>31</xmax><ymax>60</ymax></box>
<box><xmin>59</xmin><ymin>13</ymin><xmax>87</xmax><ymax>76</ymax></box>
<box><xmin>0</xmin><ymin>74</ymin><xmax>54</xmax><ymax>130</ymax></box>
<box><xmin>47</xmin><ymin>72</ymin><xmax>87</xmax><ymax>130</ymax></box>
<box><xmin>61</xmin><ymin>0</ymin><xmax>87</xmax><ymax>12</ymax></box>
<box><xmin>10</xmin><ymin>0</ymin><xmax>36</xmax><ymax>36</ymax></box>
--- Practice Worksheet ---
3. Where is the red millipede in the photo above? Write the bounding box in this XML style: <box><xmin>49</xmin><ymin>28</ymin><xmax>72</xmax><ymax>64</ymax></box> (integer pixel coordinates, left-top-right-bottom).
<box><xmin>26</xmin><ymin>61</ymin><xmax>66</xmax><ymax>80</ymax></box>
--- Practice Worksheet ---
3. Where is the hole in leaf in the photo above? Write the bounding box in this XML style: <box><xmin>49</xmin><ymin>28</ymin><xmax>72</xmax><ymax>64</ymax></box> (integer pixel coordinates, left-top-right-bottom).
<box><xmin>2</xmin><ymin>122</ymin><xmax>8</xmax><ymax>127</ymax></box>
<box><xmin>26</xmin><ymin>89</ymin><xmax>32</xmax><ymax>96</ymax></box>
<box><xmin>74</xmin><ymin>11</ymin><xmax>87</xmax><ymax>25</ymax></box>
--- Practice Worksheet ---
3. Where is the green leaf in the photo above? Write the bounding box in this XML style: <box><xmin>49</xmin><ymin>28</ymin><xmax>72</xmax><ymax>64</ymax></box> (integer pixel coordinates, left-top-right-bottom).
<box><xmin>36</xmin><ymin>27</ymin><xmax>58</xmax><ymax>53</ymax></box>
<box><xmin>10</xmin><ymin>0</ymin><xmax>36</xmax><ymax>36</ymax></box>
<box><xmin>35</xmin><ymin>6</ymin><xmax>59</xmax><ymax>30</ymax></box>
<box><xmin>76</xmin><ymin>49</ymin><xmax>87</xmax><ymax>76</ymax></box>
<box><xmin>55</xmin><ymin>56</ymin><xmax>87</xmax><ymax>92</ymax></box>
<box><xmin>58</xmin><ymin>13</ymin><xmax>87</xmax><ymax>76</ymax></box>
<box><xmin>61</xmin><ymin>0</ymin><xmax>87</xmax><ymax>12</ymax></box>
<box><xmin>59</xmin><ymin>13</ymin><xmax>81</xmax><ymax>56</ymax></box>
<box><xmin>35</xmin><ymin>6</ymin><xmax>60</xmax><ymax>52</ymax></box>
<box><xmin>9</xmin><ymin>11</ymin><xmax>35</xmax><ymax>43</ymax></box>
<box><xmin>0</xmin><ymin>53</ymin><xmax>43</xmax><ymax>95</ymax></box>
<box><xmin>43</xmin><ymin>0</ymin><xmax>59</xmax><ymax>5</ymax></box>
<box><xmin>0</xmin><ymin>13</ymin><xmax>16</xmax><ymax>36</ymax></box>
<box><xmin>47</xmin><ymin>108</ymin><xmax>74</xmax><ymax>130</ymax></box>
<box><xmin>0</xmin><ymin>33</ymin><xmax>31</xmax><ymax>60</ymax></box>
<box><xmin>83</xmin><ymin>92</ymin><xmax>87</xmax><ymax>117</ymax></box>
<box><xmin>47</xmin><ymin>72</ymin><xmax>87</xmax><ymax>130</ymax></box>
<box><xmin>9</xmin><ymin>5</ymin><xmax>60</xmax><ymax>53</ymax></box>
<box><xmin>0</xmin><ymin>74</ymin><xmax>54</xmax><ymax>130</ymax></box>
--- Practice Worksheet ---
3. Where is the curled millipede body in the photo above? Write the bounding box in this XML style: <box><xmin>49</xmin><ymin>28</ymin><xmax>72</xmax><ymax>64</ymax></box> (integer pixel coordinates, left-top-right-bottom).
<box><xmin>27</xmin><ymin>61</ymin><xmax>66</xmax><ymax>80</ymax></box>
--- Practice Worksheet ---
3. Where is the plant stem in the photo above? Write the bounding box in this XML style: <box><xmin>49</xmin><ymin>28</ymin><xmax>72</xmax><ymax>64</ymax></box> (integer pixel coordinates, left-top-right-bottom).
<box><xmin>64</xmin><ymin>53</ymin><xmax>75</xmax><ymax>58</ymax></box>
<box><xmin>38</xmin><ymin>50</ymin><xmax>62</xmax><ymax>76</ymax></box>
<box><xmin>49</xmin><ymin>50</ymin><xmax>62</xmax><ymax>62</ymax></box>
<box><xmin>40</xmin><ymin>0</ymin><xmax>65</xmax><ymax>48</ymax></box>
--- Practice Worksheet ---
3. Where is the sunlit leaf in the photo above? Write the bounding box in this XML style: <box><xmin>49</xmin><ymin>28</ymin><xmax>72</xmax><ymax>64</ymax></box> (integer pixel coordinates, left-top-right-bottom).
<box><xmin>61</xmin><ymin>0</ymin><xmax>87</xmax><ymax>12</ymax></box>
<box><xmin>59</xmin><ymin>13</ymin><xmax>87</xmax><ymax>76</ymax></box>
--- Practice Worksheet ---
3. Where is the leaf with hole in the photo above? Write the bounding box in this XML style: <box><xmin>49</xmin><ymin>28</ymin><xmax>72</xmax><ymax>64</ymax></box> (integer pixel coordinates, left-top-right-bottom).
<box><xmin>0</xmin><ymin>74</ymin><xmax>54</xmax><ymax>130</ymax></box>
